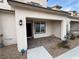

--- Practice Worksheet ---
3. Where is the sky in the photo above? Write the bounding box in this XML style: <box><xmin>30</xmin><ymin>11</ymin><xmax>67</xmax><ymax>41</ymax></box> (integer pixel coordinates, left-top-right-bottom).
<box><xmin>48</xmin><ymin>0</ymin><xmax>79</xmax><ymax>12</ymax></box>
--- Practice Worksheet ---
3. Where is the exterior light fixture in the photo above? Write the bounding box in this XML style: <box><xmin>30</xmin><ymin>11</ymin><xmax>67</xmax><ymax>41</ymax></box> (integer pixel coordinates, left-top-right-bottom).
<box><xmin>19</xmin><ymin>20</ymin><xmax>23</xmax><ymax>26</ymax></box>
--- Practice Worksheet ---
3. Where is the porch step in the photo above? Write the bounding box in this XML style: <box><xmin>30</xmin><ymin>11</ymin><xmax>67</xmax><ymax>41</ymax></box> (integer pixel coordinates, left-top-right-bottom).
<box><xmin>27</xmin><ymin>46</ymin><xmax>53</xmax><ymax>59</ymax></box>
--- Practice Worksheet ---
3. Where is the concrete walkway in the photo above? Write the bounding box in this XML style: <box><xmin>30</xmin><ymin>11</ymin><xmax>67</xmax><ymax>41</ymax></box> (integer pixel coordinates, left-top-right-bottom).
<box><xmin>27</xmin><ymin>46</ymin><xmax>79</xmax><ymax>59</ymax></box>
<box><xmin>55</xmin><ymin>46</ymin><xmax>79</xmax><ymax>59</ymax></box>
<box><xmin>28</xmin><ymin>37</ymin><xmax>79</xmax><ymax>57</ymax></box>
<box><xmin>27</xmin><ymin>46</ymin><xmax>53</xmax><ymax>59</ymax></box>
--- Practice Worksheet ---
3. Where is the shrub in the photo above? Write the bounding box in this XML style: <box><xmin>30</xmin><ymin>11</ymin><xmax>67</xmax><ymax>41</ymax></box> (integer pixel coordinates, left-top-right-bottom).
<box><xmin>63</xmin><ymin>45</ymin><xmax>70</xmax><ymax>49</ymax></box>
<box><xmin>57</xmin><ymin>40</ymin><xmax>70</xmax><ymax>49</ymax></box>
<box><xmin>77</xmin><ymin>35</ymin><xmax>79</xmax><ymax>38</ymax></box>
<box><xmin>21</xmin><ymin>49</ymin><xmax>26</xmax><ymax>55</ymax></box>
<box><xmin>70</xmin><ymin>34</ymin><xmax>75</xmax><ymax>40</ymax></box>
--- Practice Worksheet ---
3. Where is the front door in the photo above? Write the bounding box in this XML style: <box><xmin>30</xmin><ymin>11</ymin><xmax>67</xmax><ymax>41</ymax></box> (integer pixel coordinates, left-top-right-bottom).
<box><xmin>26</xmin><ymin>23</ymin><xmax>32</xmax><ymax>38</ymax></box>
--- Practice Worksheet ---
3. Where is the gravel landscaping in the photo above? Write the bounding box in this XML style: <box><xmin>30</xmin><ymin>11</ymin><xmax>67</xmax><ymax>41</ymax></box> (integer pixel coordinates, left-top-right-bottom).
<box><xmin>0</xmin><ymin>44</ymin><xmax>26</xmax><ymax>59</ymax></box>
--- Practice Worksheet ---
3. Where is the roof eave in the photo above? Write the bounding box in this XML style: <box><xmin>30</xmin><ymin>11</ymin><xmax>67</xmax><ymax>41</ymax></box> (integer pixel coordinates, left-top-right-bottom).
<box><xmin>8</xmin><ymin>0</ymin><xmax>70</xmax><ymax>16</ymax></box>
<box><xmin>0</xmin><ymin>9</ymin><xmax>14</xmax><ymax>13</ymax></box>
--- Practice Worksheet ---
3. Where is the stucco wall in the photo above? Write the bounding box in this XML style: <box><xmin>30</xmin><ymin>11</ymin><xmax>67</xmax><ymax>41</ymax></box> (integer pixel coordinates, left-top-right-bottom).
<box><xmin>32</xmin><ymin>20</ymin><xmax>61</xmax><ymax>38</ymax></box>
<box><xmin>0</xmin><ymin>16</ymin><xmax>2</xmax><ymax>34</ymax></box>
<box><xmin>0</xmin><ymin>16</ymin><xmax>2</xmax><ymax>44</ymax></box>
<box><xmin>15</xmin><ymin>7</ymin><xmax>66</xmax><ymax>21</ymax></box>
<box><xmin>15</xmin><ymin>7</ymin><xmax>67</xmax><ymax>51</ymax></box>
<box><xmin>0</xmin><ymin>12</ymin><xmax>16</xmax><ymax>46</ymax></box>
<box><xmin>52</xmin><ymin>21</ymin><xmax>61</xmax><ymax>38</ymax></box>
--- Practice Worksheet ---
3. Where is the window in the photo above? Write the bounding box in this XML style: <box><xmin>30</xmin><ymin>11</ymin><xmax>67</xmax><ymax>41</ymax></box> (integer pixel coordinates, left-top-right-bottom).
<box><xmin>0</xmin><ymin>0</ymin><xmax>3</xmax><ymax>2</ymax></box>
<box><xmin>35</xmin><ymin>22</ymin><xmax>46</xmax><ymax>33</ymax></box>
<box><xmin>71</xmin><ymin>22</ymin><xmax>79</xmax><ymax>32</ymax></box>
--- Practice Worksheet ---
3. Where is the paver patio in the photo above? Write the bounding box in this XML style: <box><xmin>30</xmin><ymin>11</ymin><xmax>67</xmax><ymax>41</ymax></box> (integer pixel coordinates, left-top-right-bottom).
<box><xmin>28</xmin><ymin>36</ymin><xmax>79</xmax><ymax>57</ymax></box>
<box><xmin>1</xmin><ymin>36</ymin><xmax>79</xmax><ymax>59</ymax></box>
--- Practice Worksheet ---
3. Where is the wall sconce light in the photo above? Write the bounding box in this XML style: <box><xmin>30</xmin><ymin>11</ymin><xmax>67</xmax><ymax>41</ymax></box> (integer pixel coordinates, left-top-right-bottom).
<box><xmin>19</xmin><ymin>20</ymin><xmax>23</xmax><ymax>26</ymax></box>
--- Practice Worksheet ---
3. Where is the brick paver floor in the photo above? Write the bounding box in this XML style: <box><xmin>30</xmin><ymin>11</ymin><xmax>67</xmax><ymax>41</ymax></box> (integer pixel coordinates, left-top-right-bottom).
<box><xmin>28</xmin><ymin>36</ymin><xmax>79</xmax><ymax>57</ymax></box>
<box><xmin>0</xmin><ymin>44</ymin><xmax>27</xmax><ymax>59</ymax></box>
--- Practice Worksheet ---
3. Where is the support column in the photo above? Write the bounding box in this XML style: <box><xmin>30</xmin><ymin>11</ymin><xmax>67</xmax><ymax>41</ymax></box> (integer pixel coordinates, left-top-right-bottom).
<box><xmin>0</xmin><ymin>19</ymin><xmax>2</xmax><ymax>44</ymax></box>
<box><xmin>67</xmin><ymin>20</ymin><xmax>71</xmax><ymax>33</ymax></box>
<box><xmin>15</xmin><ymin>12</ymin><xmax>27</xmax><ymax>52</ymax></box>
<box><xmin>61</xmin><ymin>19</ymin><xmax>71</xmax><ymax>41</ymax></box>
<box><xmin>61</xmin><ymin>20</ymin><xmax>67</xmax><ymax>41</ymax></box>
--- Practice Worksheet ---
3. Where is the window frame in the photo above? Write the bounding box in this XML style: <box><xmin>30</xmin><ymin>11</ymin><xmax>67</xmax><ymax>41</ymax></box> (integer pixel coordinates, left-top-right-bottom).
<box><xmin>35</xmin><ymin>21</ymin><xmax>46</xmax><ymax>34</ymax></box>
<box><xmin>71</xmin><ymin>22</ymin><xmax>79</xmax><ymax>32</ymax></box>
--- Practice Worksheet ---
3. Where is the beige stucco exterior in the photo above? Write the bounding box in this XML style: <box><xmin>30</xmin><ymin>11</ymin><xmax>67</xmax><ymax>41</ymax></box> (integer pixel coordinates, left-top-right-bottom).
<box><xmin>0</xmin><ymin>0</ymin><xmax>14</xmax><ymax>10</ymax></box>
<box><xmin>0</xmin><ymin>0</ymin><xmax>79</xmax><ymax>52</ymax></box>
<box><xmin>0</xmin><ymin>12</ymin><xmax>16</xmax><ymax>46</ymax></box>
<box><xmin>14</xmin><ymin>6</ymin><xmax>68</xmax><ymax>51</ymax></box>
<box><xmin>0</xmin><ymin>22</ymin><xmax>1</xmax><ymax>33</ymax></box>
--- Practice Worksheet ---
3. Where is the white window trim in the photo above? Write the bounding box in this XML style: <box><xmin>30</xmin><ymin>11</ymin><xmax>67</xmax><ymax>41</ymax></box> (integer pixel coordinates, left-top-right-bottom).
<box><xmin>35</xmin><ymin>21</ymin><xmax>46</xmax><ymax>34</ymax></box>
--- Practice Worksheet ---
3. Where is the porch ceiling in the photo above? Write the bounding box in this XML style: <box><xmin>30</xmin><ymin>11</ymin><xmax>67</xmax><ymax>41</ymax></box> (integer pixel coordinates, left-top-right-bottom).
<box><xmin>26</xmin><ymin>17</ymin><xmax>62</xmax><ymax>21</ymax></box>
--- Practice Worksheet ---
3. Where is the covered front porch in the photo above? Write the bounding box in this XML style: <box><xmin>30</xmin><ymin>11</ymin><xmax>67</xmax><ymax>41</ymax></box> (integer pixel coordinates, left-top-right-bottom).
<box><xmin>26</xmin><ymin>18</ymin><xmax>62</xmax><ymax>39</ymax></box>
<box><xmin>26</xmin><ymin>18</ymin><xmax>62</xmax><ymax>49</ymax></box>
<box><xmin>8</xmin><ymin>0</ymin><xmax>69</xmax><ymax>52</ymax></box>
<box><xmin>15</xmin><ymin>9</ymin><xmax>67</xmax><ymax>52</ymax></box>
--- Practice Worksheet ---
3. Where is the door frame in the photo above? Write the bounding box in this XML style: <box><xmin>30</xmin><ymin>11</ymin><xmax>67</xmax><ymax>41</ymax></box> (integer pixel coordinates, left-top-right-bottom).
<box><xmin>26</xmin><ymin>22</ymin><xmax>33</xmax><ymax>38</ymax></box>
